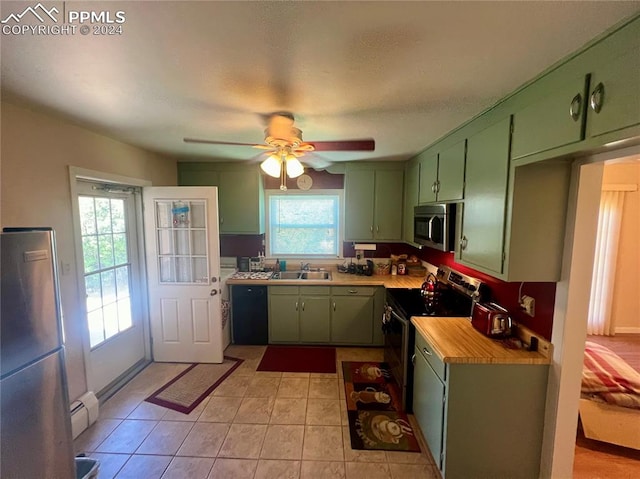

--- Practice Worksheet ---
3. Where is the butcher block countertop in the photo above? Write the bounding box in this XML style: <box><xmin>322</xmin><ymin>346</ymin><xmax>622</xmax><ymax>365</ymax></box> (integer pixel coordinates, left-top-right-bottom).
<box><xmin>411</xmin><ymin>316</ymin><xmax>551</xmax><ymax>365</ymax></box>
<box><xmin>227</xmin><ymin>271</ymin><xmax>426</xmax><ymax>288</ymax></box>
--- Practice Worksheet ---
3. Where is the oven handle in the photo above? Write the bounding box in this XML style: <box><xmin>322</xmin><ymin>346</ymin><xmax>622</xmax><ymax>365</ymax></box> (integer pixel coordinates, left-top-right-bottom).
<box><xmin>428</xmin><ymin>217</ymin><xmax>434</xmax><ymax>241</ymax></box>
<box><xmin>389</xmin><ymin>308</ymin><xmax>410</xmax><ymax>324</ymax></box>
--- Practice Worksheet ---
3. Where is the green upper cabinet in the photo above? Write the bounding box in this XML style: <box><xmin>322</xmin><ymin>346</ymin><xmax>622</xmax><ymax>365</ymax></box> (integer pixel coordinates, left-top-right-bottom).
<box><xmin>344</xmin><ymin>169</ymin><xmax>375</xmax><ymax>240</ymax></box>
<box><xmin>417</xmin><ymin>141</ymin><xmax>465</xmax><ymax>204</ymax></box>
<box><xmin>585</xmin><ymin>44</ymin><xmax>640</xmax><ymax>138</ymax></box>
<box><xmin>402</xmin><ymin>158</ymin><xmax>420</xmax><ymax>244</ymax></box>
<box><xmin>458</xmin><ymin>117</ymin><xmax>511</xmax><ymax>275</ymax></box>
<box><xmin>418</xmin><ymin>152</ymin><xmax>438</xmax><ymax>203</ymax></box>
<box><xmin>344</xmin><ymin>164</ymin><xmax>404</xmax><ymax>242</ymax></box>
<box><xmin>511</xmin><ymin>75</ymin><xmax>588</xmax><ymax>160</ymax></box>
<box><xmin>373</xmin><ymin>169</ymin><xmax>404</xmax><ymax>241</ymax></box>
<box><xmin>437</xmin><ymin>140</ymin><xmax>466</xmax><ymax>202</ymax></box>
<box><xmin>178</xmin><ymin>163</ymin><xmax>265</xmax><ymax>234</ymax></box>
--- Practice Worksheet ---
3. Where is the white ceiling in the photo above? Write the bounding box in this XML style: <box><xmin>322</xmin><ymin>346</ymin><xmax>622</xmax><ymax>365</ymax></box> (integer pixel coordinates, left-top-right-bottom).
<box><xmin>2</xmin><ymin>1</ymin><xmax>639</xmax><ymax>166</ymax></box>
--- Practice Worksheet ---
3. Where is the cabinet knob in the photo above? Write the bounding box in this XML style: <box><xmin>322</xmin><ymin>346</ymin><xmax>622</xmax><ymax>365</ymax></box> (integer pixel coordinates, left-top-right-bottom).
<box><xmin>210</xmin><ymin>289</ymin><xmax>217</xmax><ymax>296</ymax></box>
<box><xmin>590</xmin><ymin>82</ymin><xmax>605</xmax><ymax>113</ymax></box>
<box><xmin>211</xmin><ymin>277</ymin><xmax>217</xmax><ymax>283</ymax></box>
<box><xmin>423</xmin><ymin>347</ymin><xmax>432</xmax><ymax>356</ymax></box>
<box><xmin>569</xmin><ymin>93</ymin><xmax>582</xmax><ymax>121</ymax></box>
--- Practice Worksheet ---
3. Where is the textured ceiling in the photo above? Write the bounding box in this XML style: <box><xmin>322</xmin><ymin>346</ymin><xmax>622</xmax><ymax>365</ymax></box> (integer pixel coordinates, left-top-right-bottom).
<box><xmin>2</xmin><ymin>1</ymin><xmax>639</xmax><ymax>166</ymax></box>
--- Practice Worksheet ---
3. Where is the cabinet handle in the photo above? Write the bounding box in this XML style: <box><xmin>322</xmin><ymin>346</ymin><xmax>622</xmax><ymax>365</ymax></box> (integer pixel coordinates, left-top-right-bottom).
<box><xmin>376</xmin><ymin>226</ymin><xmax>379</xmax><ymax>233</ymax></box>
<box><xmin>435</xmin><ymin>180</ymin><xmax>441</xmax><ymax>193</ymax></box>
<box><xmin>411</xmin><ymin>354</ymin><xmax>416</xmax><ymax>365</ymax></box>
<box><xmin>590</xmin><ymin>82</ymin><xmax>604</xmax><ymax>113</ymax></box>
<box><xmin>431</xmin><ymin>182</ymin><xmax>437</xmax><ymax>194</ymax></box>
<box><xmin>459</xmin><ymin>235</ymin><xmax>468</xmax><ymax>250</ymax></box>
<box><xmin>295</xmin><ymin>301</ymin><xmax>298</xmax><ymax>311</ymax></box>
<box><xmin>423</xmin><ymin>347</ymin><xmax>432</xmax><ymax>356</ymax></box>
<box><xmin>370</xmin><ymin>226</ymin><xmax>373</xmax><ymax>233</ymax></box>
<box><xmin>220</xmin><ymin>217</ymin><xmax>224</xmax><ymax>224</ymax></box>
<box><xmin>569</xmin><ymin>93</ymin><xmax>582</xmax><ymax>121</ymax></box>
<box><xmin>333</xmin><ymin>302</ymin><xmax>336</xmax><ymax>311</ymax></box>
<box><xmin>301</xmin><ymin>301</ymin><xmax>305</xmax><ymax>311</ymax></box>
<box><xmin>348</xmin><ymin>289</ymin><xmax>358</xmax><ymax>294</ymax></box>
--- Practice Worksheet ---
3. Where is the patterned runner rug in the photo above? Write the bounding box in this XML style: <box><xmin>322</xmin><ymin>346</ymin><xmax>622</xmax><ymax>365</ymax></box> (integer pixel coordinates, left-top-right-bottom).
<box><xmin>342</xmin><ymin>361</ymin><xmax>421</xmax><ymax>452</ymax></box>
<box><xmin>145</xmin><ymin>356</ymin><xmax>243</xmax><ymax>414</ymax></box>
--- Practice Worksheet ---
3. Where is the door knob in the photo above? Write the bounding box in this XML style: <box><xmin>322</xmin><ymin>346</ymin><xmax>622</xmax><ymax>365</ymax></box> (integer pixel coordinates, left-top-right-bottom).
<box><xmin>210</xmin><ymin>289</ymin><xmax>218</xmax><ymax>296</ymax></box>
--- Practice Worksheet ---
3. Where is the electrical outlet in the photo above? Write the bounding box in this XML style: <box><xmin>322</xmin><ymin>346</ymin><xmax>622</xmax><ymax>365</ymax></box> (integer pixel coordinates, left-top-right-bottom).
<box><xmin>520</xmin><ymin>295</ymin><xmax>535</xmax><ymax>317</ymax></box>
<box><xmin>355</xmin><ymin>249</ymin><xmax>363</xmax><ymax>261</ymax></box>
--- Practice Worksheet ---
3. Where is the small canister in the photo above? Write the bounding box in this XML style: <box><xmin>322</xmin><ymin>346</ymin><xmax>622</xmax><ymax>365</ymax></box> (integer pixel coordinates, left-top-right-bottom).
<box><xmin>397</xmin><ymin>261</ymin><xmax>407</xmax><ymax>275</ymax></box>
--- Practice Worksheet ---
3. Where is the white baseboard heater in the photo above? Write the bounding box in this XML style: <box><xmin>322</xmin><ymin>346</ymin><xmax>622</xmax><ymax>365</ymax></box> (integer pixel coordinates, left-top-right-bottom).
<box><xmin>70</xmin><ymin>391</ymin><xmax>99</xmax><ymax>439</ymax></box>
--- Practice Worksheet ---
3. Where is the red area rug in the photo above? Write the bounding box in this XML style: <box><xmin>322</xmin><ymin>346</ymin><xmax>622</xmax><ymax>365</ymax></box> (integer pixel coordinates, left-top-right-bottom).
<box><xmin>257</xmin><ymin>346</ymin><xmax>336</xmax><ymax>373</ymax></box>
<box><xmin>342</xmin><ymin>361</ymin><xmax>421</xmax><ymax>452</ymax></box>
<box><xmin>145</xmin><ymin>356</ymin><xmax>243</xmax><ymax>414</ymax></box>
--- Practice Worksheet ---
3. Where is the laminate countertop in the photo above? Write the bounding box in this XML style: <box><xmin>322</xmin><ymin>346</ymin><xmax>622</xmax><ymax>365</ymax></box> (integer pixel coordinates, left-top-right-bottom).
<box><xmin>411</xmin><ymin>316</ymin><xmax>551</xmax><ymax>365</ymax></box>
<box><xmin>226</xmin><ymin>271</ymin><xmax>426</xmax><ymax>288</ymax></box>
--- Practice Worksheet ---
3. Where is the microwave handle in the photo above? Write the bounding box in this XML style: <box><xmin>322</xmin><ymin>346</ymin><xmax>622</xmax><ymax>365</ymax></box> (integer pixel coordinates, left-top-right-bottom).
<box><xmin>428</xmin><ymin>217</ymin><xmax>434</xmax><ymax>240</ymax></box>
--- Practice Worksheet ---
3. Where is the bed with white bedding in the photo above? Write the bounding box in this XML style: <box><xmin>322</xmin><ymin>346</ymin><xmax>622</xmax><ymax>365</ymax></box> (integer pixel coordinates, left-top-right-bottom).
<box><xmin>579</xmin><ymin>341</ymin><xmax>640</xmax><ymax>449</ymax></box>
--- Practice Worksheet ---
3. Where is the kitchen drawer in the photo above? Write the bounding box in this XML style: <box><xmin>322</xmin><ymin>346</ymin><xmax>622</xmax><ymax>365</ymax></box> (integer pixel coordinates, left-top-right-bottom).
<box><xmin>331</xmin><ymin>286</ymin><xmax>376</xmax><ymax>296</ymax></box>
<box><xmin>415</xmin><ymin>331</ymin><xmax>446</xmax><ymax>382</ymax></box>
<box><xmin>300</xmin><ymin>286</ymin><xmax>330</xmax><ymax>296</ymax></box>
<box><xmin>269</xmin><ymin>286</ymin><xmax>299</xmax><ymax>295</ymax></box>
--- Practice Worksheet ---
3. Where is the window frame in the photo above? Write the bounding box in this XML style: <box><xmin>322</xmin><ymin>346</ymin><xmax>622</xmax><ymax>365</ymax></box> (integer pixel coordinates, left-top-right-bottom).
<box><xmin>265</xmin><ymin>189</ymin><xmax>344</xmax><ymax>259</ymax></box>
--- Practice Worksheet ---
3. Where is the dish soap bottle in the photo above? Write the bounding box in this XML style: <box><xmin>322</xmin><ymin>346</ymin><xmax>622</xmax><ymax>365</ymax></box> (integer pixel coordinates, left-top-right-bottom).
<box><xmin>275</xmin><ymin>259</ymin><xmax>281</xmax><ymax>272</ymax></box>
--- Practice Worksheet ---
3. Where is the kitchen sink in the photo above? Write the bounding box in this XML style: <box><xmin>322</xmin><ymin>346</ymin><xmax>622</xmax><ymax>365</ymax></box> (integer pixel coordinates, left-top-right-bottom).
<box><xmin>270</xmin><ymin>271</ymin><xmax>332</xmax><ymax>280</ymax></box>
<box><xmin>271</xmin><ymin>271</ymin><xmax>303</xmax><ymax>280</ymax></box>
<box><xmin>300</xmin><ymin>271</ymin><xmax>332</xmax><ymax>280</ymax></box>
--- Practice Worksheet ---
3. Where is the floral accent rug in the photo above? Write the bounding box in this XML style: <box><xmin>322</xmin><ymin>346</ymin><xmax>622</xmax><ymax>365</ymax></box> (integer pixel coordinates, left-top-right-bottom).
<box><xmin>342</xmin><ymin>361</ymin><xmax>421</xmax><ymax>452</ymax></box>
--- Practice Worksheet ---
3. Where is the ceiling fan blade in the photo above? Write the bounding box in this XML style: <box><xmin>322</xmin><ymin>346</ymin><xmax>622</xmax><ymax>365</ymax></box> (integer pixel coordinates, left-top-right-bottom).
<box><xmin>306</xmin><ymin>139</ymin><xmax>375</xmax><ymax>151</ymax></box>
<box><xmin>183</xmin><ymin>138</ymin><xmax>258</xmax><ymax>147</ymax></box>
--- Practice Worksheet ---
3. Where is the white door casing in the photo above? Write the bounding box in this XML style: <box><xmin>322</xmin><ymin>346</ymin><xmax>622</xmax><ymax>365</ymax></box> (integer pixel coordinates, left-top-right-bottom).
<box><xmin>143</xmin><ymin>186</ymin><xmax>223</xmax><ymax>363</ymax></box>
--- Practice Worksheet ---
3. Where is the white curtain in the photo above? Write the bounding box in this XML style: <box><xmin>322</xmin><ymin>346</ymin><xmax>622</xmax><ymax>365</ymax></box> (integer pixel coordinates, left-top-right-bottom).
<box><xmin>587</xmin><ymin>189</ymin><xmax>626</xmax><ymax>335</ymax></box>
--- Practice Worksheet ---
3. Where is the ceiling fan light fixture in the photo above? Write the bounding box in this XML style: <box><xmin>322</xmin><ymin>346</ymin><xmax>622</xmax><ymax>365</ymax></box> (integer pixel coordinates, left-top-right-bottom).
<box><xmin>260</xmin><ymin>154</ymin><xmax>282</xmax><ymax>178</ymax></box>
<box><xmin>286</xmin><ymin>157</ymin><xmax>304</xmax><ymax>178</ymax></box>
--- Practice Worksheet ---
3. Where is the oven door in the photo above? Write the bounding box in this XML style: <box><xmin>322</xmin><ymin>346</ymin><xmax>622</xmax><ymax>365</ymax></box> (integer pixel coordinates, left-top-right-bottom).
<box><xmin>383</xmin><ymin>305</ymin><xmax>413</xmax><ymax>411</ymax></box>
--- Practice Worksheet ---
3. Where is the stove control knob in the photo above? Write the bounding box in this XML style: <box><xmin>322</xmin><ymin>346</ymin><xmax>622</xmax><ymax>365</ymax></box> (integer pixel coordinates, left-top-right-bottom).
<box><xmin>467</xmin><ymin>284</ymin><xmax>477</xmax><ymax>292</ymax></box>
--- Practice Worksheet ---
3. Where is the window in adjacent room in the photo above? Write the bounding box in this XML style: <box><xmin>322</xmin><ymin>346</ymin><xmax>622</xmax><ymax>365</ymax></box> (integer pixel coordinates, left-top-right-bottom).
<box><xmin>266</xmin><ymin>191</ymin><xmax>342</xmax><ymax>257</ymax></box>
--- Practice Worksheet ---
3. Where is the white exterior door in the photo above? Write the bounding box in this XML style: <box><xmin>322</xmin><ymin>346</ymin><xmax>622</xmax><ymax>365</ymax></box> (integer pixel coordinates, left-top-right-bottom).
<box><xmin>143</xmin><ymin>187</ymin><xmax>223</xmax><ymax>363</ymax></box>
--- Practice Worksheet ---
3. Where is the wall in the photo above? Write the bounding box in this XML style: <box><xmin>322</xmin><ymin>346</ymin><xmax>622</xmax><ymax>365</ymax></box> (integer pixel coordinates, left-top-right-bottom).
<box><xmin>602</xmin><ymin>162</ymin><xmax>640</xmax><ymax>332</ymax></box>
<box><xmin>0</xmin><ymin>101</ymin><xmax>177</xmax><ymax>401</ymax></box>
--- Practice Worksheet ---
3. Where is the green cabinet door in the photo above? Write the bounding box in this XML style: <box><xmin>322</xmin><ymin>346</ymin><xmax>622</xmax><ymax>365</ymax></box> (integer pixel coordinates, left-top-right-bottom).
<box><xmin>511</xmin><ymin>75</ymin><xmax>587</xmax><ymax>160</ymax></box>
<box><xmin>269</xmin><ymin>294</ymin><xmax>299</xmax><ymax>343</ymax></box>
<box><xmin>403</xmin><ymin>160</ymin><xmax>420</xmax><ymax>243</ymax></box>
<box><xmin>418</xmin><ymin>152</ymin><xmax>438</xmax><ymax>204</ymax></box>
<box><xmin>299</xmin><ymin>296</ymin><xmax>331</xmax><ymax>343</ymax></box>
<box><xmin>345</xmin><ymin>170</ymin><xmax>375</xmax><ymax>240</ymax></box>
<box><xmin>373</xmin><ymin>169</ymin><xmax>404</xmax><ymax>241</ymax></box>
<box><xmin>330</xmin><ymin>296</ymin><xmax>374</xmax><ymax>344</ymax></box>
<box><xmin>413</xmin><ymin>347</ymin><xmax>445</xmax><ymax>471</ymax></box>
<box><xmin>586</xmin><ymin>46</ymin><xmax>640</xmax><ymax>138</ymax></box>
<box><xmin>218</xmin><ymin>170</ymin><xmax>264</xmax><ymax>234</ymax></box>
<box><xmin>437</xmin><ymin>140</ymin><xmax>466</xmax><ymax>201</ymax></box>
<box><xmin>460</xmin><ymin>117</ymin><xmax>511</xmax><ymax>274</ymax></box>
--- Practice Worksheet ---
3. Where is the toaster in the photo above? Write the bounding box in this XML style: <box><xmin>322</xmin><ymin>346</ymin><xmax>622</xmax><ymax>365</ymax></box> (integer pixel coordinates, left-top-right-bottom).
<box><xmin>471</xmin><ymin>302</ymin><xmax>513</xmax><ymax>338</ymax></box>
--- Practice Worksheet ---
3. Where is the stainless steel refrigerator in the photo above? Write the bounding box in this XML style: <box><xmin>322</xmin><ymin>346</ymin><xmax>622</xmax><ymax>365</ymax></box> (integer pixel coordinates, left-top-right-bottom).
<box><xmin>1</xmin><ymin>228</ymin><xmax>76</xmax><ymax>479</ymax></box>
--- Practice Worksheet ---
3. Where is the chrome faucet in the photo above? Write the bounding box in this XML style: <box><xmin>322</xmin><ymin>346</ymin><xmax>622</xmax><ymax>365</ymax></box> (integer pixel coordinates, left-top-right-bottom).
<box><xmin>300</xmin><ymin>262</ymin><xmax>311</xmax><ymax>271</ymax></box>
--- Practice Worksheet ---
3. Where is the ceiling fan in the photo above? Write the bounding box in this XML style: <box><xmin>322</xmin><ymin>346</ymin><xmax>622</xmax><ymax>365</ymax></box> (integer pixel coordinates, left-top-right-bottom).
<box><xmin>184</xmin><ymin>112</ymin><xmax>375</xmax><ymax>189</ymax></box>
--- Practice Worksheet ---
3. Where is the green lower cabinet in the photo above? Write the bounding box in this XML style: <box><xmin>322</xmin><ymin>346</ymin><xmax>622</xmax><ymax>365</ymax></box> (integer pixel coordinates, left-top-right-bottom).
<box><xmin>330</xmin><ymin>296</ymin><xmax>374</xmax><ymax>344</ymax></box>
<box><xmin>412</xmin><ymin>346</ymin><xmax>445</xmax><ymax>470</ymax></box>
<box><xmin>268</xmin><ymin>294</ymin><xmax>300</xmax><ymax>343</ymax></box>
<box><xmin>413</xmin><ymin>332</ymin><xmax>549</xmax><ymax>479</ymax></box>
<box><xmin>299</xmin><ymin>296</ymin><xmax>331</xmax><ymax>343</ymax></box>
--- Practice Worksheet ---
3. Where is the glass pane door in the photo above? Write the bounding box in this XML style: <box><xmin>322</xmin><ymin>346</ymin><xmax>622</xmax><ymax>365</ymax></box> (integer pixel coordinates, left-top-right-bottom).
<box><xmin>154</xmin><ymin>199</ymin><xmax>209</xmax><ymax>284</ymax></box>
<box><xmin>79</xmin><ymin>194</ymin><xmax>133</xmax><ymax>348</ymax></box>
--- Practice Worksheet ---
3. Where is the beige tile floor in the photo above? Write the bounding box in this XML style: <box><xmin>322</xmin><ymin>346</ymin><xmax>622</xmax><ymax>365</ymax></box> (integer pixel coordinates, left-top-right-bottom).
<box><xmin>74</xmin><ymin>346</ymin><xmax>440</xmax><ymax>479</ymax></box>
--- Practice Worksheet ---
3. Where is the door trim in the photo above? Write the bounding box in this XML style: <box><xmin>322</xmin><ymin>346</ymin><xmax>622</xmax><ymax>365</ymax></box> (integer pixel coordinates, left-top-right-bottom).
<box><xmin>68</xmin><ymin>166</ymin><xmax>152</xmax><ymax>393</ymax></box>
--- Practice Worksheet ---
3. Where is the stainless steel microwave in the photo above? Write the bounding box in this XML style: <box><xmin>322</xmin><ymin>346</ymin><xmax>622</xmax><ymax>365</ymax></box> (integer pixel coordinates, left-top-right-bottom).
<box><xmin>414</xmin><ymin>204</ymin><xmax>456</xmax><ymax>251</ymax></box>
